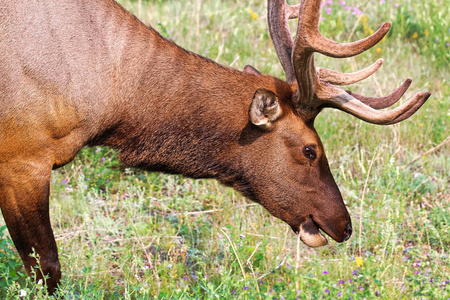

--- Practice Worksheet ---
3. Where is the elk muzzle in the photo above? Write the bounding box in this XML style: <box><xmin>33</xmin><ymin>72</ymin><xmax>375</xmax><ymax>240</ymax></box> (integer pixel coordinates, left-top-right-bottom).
<box><xmin>296</xmin><ymin>214</ymin><xmax>352</xmax><ymax>247</ymax></box>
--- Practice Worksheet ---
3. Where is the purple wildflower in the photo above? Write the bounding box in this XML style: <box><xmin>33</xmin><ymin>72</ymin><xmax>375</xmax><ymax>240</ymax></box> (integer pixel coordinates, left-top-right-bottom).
<box><xmin>244</xmin><ymin>286</ymin><xmax>249</xmax><ymax>290</ymax></box>
<box><xmin>352</xmin><ymin>7</ymin><xmax>362</xmax><ymax>15</ymax></box>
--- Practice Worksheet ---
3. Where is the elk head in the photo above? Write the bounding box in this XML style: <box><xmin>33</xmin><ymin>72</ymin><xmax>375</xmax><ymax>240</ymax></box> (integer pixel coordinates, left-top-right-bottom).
<box><xmin>236</xmin><ymin>0</ymin><xmax>430</xmax><ymax>247</ymax></box>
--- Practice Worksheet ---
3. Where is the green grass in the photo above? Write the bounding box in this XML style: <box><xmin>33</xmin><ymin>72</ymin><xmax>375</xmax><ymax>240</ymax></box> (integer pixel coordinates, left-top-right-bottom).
<box><xmin>0</xmin><ymin>0</ymin><xmax>449</xmax><ymax>299</ymax></box>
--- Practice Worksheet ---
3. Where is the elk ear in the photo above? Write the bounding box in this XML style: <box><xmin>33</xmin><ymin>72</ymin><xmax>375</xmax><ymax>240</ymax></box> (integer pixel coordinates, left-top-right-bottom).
<box><xmin>249</xmin><ymin>88</ymin><xmax>281</xmax><ymax>129</ymax></box>
<box><xmin>243</xmin><ymin>65</ymin><xmax>261</xmax><ymax>75</ymax></box>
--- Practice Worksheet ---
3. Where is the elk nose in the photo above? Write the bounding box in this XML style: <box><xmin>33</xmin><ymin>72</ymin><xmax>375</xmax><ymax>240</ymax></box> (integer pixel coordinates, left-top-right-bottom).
<box><xmin>343</xmin><ymin>222</ymin><xmax>352</xmax><ymax>241</ymax></box>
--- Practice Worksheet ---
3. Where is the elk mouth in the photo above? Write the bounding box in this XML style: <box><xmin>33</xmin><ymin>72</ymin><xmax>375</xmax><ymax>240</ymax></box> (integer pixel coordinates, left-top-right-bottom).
<box><xmin>297</xmin><ymin>216</ymin><xmax>328</xmax><ymax>247</ymax></box>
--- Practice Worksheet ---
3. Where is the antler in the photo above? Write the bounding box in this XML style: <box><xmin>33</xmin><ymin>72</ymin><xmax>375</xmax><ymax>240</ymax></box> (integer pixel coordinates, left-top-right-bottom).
<box><xmin>267</xmin><ymin>0</ymin><xmax>430</xmax><ymax>124</ymax></box>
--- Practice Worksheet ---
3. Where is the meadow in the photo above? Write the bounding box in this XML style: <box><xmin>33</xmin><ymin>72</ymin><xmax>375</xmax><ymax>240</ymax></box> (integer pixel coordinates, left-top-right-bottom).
<box><xmin>0</xmin><ymin>0</ymin><xmax>449</xmax><ymax>299</ymax></box>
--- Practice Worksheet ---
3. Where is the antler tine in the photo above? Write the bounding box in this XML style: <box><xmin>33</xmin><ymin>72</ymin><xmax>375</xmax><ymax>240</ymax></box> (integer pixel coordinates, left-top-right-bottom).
<box><xmin>317</xmin><ymin>59</ymin><xmax>384</xmax><ymax>86</ymax></box>
<box><xmin>320</xmin><ymin>83</ymin><xmax>430</xmax><ymax>125</ymax></box>
<box><xmin>345</xmin><ymin>78</ymin><xmax>412</xmax><ymax>109</ymax></box>
<box><xmin>383</xmin><ymin>92</ymin><xmax>430</xmax><ymax>124</ymax></box>
<box><xmin>293</xmin><ymin>1</ymin><xmax>390</xmax><ymax>59</ymax></box>
<box><xmin>313</xmin><ymin>23</ymin><xmax>391</xmax><ymax>58</ymax></box>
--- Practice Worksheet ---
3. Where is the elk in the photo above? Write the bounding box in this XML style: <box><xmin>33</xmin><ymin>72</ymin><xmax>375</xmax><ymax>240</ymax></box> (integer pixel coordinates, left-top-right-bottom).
<box><xmin>0</xmin><ymin>0</ymin><xmax>429</xmax><ymax>294</ymax></box>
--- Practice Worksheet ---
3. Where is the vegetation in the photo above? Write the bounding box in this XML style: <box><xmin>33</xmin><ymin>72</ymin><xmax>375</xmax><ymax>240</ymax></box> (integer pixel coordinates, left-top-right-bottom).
<box><xmin>0</xmin><ymin>0</ymin><xmax>448</xmax><ymax>298</ymax></box>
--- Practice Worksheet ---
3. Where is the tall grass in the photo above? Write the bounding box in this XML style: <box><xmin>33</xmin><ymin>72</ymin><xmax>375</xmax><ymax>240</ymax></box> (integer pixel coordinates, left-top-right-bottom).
<box><xmin>0</xmin><ymin>0</ymin><xmax>448</xmax><ymax>299</ymax></box>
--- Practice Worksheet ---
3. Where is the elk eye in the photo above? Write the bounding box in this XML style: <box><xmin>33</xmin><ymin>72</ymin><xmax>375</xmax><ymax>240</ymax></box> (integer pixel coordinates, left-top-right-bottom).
<box><xmin>302</xmin><ymin>147</ymin><xmax>317</xmax><ymax>161</ymax></box>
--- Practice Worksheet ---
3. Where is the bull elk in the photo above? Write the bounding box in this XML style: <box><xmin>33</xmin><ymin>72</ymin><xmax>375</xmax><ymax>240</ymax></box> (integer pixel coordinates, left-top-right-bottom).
<box><xmin>0</xmin><ymin>0</ymin><xmax>430</xmax><ymax>294</ymax></box>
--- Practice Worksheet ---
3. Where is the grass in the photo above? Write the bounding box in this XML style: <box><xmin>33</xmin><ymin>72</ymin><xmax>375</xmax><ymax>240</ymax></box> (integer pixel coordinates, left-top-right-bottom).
<box><xmin>0</xmin><ymin>0</ymin><xmax>449</xmax><ymax>299</ymax></box>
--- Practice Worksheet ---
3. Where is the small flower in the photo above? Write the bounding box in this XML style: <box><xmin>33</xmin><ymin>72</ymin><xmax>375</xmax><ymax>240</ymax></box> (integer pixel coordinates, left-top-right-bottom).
<box><xmin>355</xmin><ymin>257</ymin><xmax>364</xmax><ymax>267</ymax></box>
<box><xmin>338</xmin><ymin>291</ymin><xmax>342</xmax><ymax>297</ymax></box>
<box><xmin>19</xmin><ymin>289</ymin><xmax>27</xmax><ymax>298</ymax></box>
<box><xmin>244</xmin><ymin>286</ymin><xmax>249</xmax><ymax>290</ymax></box>
<box><xmin>249</xmin><ymin>8</ymin><xmax>259</xmax><ymax>20</ymax></box>
<box><xmin>231</xmin><ymin>290</ymin><xmax>236</xmax><ymax>294</ymax></box>
<box><xmin>352</xmin><ymin>7</ymin><xmax>362</xmax><ymax>15</ymax></box>
<box><xmin>412</xmin><ymin>32</ymin><xmax>419</xmax><ymax>39</ymax></box>
<box><xmin>183</xmin><ymin>276</ymin><xmax>188</xmax><ymax>280</ymax></box>
<box><xmin>323</xmin><ymin>271</ymin><xmax>329</xmax><ymax>274</ymax></box>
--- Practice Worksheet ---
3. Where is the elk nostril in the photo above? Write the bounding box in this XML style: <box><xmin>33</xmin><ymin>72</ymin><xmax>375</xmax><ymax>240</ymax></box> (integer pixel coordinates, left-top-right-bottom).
<box><xmin>343</xmin><ymin>222</ymin><xmax>352</xmax><ymax>241</ymax></box>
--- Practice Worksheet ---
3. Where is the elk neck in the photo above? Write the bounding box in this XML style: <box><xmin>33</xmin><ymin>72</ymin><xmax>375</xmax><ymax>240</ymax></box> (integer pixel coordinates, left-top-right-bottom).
<box><xmin>83</xmin><ymin>1</ymin><xmax>294</xmax><ymax>183</ymax></box>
